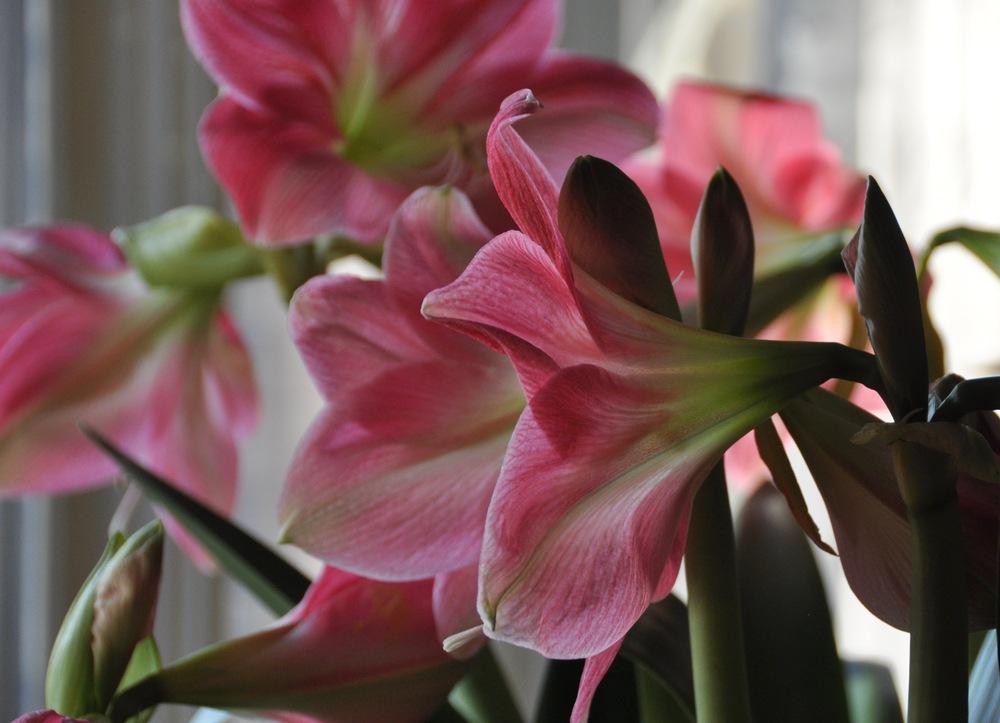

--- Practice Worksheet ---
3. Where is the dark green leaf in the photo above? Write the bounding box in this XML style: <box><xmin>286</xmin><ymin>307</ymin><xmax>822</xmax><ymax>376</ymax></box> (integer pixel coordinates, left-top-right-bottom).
<box><xmin>621</xmin><ymin>596</ymin><xmax>695</xmax><ymax>722</ymax></box>
<box><xmin>532</xmin><ymin>656</ymin><xmax>640</xmax><ymax>723</ymax></box>
<box><xmin>558</xmin><ymin>155</ymin><xmax>680</xmax><ymax>320</ymax></box>
<box><xmin>842</xmin><ymin>178</ymin><xmax>928</xmax><ymax>421</ymax></box>
<box><xmin>736</xmin><ymin>485</ymin><xmax>850</xmax><ymax>723</ymax></box>
<box><xmin>843</xmin><ymin>661</ymin><xmax>903</xmax><ymax>723</ymax></box>
<box><xmin>117</xmin><ymin>637</ymin><xmax>161</xmax><ymax>723</ymax></box>
<box><xmin>84</xmin><ymin>427</ymin><xmax>311</xmax><ymax>615</ymax></box>
<box><xmin>692</xmin><ymin>167</ymin><xmax>754</xmax><ymax>335</ymax></box>
<box><xmin>921</xmin><ymin>226</ymin><xmax>1000</xmax><ymax>281</ymax></box>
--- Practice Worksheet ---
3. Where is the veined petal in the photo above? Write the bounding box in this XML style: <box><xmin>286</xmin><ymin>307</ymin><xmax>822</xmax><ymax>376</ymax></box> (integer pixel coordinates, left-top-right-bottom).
<box><xmin>518</xmin><ymin>52</ymin><xmax>659</xmax><ymax>185</ymax></box>
<box><xmin>383</xmin><ymin>187</ymin><xmax>494</xmax><ymax>305</ymax></box>
<box><xmin>571</xmin><ymin>641</ymin><xmax>624</xmax><ymax>723</ymax></box>
<box><xmin>432</xmin><ymin>564</ymin><xmax>483</xmax><ymax>659</ymax></box>
<box><xmin>280</xmin><ymin>357</ymin><xmax>520</xmax><ymax>580</ymax></box>
<box><xmin>486</xmin><ymin>91</ymin><xmax>569</xmax><ymax>275</ymax></box>
<box><xmin>181</xmin><ymin>0</ymin><xmax>344</xmax><ymax>126</ymax></box>
<box><xmin>153</xmin><ymin>567</ymin><xmax>465</xmax><ymax>723</ymax></box>
<box><xmin>400</xmin><ymin>0</ymin><xmax>557</xmax><ymax>123</ymax></box>
<box><xmin>199</xmin><ymin>98</ymin><xmax>408</xmax><ymax>245</ymax></box>
<box><xmin>422</xmin><ymin>231</ymin><xmax>600</xmax><ymax>390</ymax></box>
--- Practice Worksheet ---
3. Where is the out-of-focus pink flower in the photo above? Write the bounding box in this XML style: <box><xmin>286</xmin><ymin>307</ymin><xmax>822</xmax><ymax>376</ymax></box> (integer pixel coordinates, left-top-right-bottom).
<box><xmin>423</xmin><ymin>90</ymin><xmax>873</xmax><ymax>718</ymax></box>
<box><xmin>625</xmin><ymin>80</ymin><xmax>865</xmax><ymax>298</ymax></box>
<box><xmin>182</xmin><ymin>0</ymin><xmax>659</xmax><ymax>246</ymax></box>
<box><xmin>13</xmin><ymin>711</ymin><xmax>89</xmax><ymax>723</ymax></box>
<box><xmin>0</xmin><ymin>225</ymin><xmax>257</xmax><ymax>567</ymax></box>
<box><xmin>279</xmin><ymin>186</ymin><xmax>522</xmax><ymax>580</ymax></box>
<box><xmin>146</xmin><ymin>566</ymin><xmax>471</xmax><ymax>723</ymax></box>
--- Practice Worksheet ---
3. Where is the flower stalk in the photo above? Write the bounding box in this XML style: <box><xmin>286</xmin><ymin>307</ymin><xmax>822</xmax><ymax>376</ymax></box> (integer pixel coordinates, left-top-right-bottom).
<box><xmin>892</xmin><ymin>440</ymin><xmax>968</xmax><ymax>723</ymax></box>
<box><xmin>684</xmin><ymin>463</ymin><xmax>754</xmax><ymax>723</ymax></box>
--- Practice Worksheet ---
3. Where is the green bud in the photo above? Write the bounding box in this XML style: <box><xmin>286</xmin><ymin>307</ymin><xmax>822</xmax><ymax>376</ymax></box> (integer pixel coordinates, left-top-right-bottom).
<box><xmin>46</xmin><ymin>534</ymin><xmax>125</xmax><ymax>715</ymax></box>
<box><xmin>91</xmin><ymin>521</ymin><xmax>164</xmax><ymax>710</ymax></box>
<box><xmin>114</xmin><ymin>206</ymin><xmax>263</xmax><ymax>289</ymax></box>
<box><xmin>45</xmin><ymin>522</ymin><xmax>164</xmax><ymax>717</ymax></box>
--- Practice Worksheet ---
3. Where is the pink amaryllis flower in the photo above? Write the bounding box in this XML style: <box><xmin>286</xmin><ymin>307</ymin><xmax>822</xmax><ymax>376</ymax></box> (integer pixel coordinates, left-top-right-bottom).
<box><xmin>625</xmin><ymin>80</ymin><xmax>865</xmax><ymax>297</ymax></box>
<box><xmin>422</xmin><ymin>91</ymin><xmax>878</xmax><ymax>701</ymax></box>
<box><xmin>279</xmin><ymin>185</ymin><xmax>522</xmax><ymax>580</ymax></box>
<box><xmin>0</xmin><ymin>224</ymin><xmax>257</xmax><ymax>566</ymax></box>
<box><xmin>13</xmin><ymin>712</ymin><xmax>89</xmax><ymax>723</ymax></box>
<box><xmin>125</xmin><ymin>566</ymin><xmax>472</xmax><ymax>723</ymax></box>
<box><xmin>182</xmin><ymin>0</ymin><xmax>659</xmax><ymax>245</ymax></box>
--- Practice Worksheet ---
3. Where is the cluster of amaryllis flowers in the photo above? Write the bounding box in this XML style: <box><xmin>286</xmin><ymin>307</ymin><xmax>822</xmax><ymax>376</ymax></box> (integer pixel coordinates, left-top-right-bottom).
<box><xmin>9</xmin><ymin>2</ymin><xmax>1000</xmax><ymax>723</ymax></box>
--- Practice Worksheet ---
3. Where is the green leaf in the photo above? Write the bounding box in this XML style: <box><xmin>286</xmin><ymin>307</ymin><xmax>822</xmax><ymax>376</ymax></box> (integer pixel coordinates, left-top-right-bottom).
<box><xmin>843</xmin><ymin>661</ymin><xmax>903</xmax><ymax>723</ymax></box>
<box><xmin>743</xmin><ymin>234</ymin><xmax>845</xmax><ymax>337</ymax></box>
<box><xmin>621</xmin><ymin>596</ymin><xmax>695</xmax><ymax>723</ymax></box>
<box><xmin>842</xmin><ymin>178</ymin><xmax>928</xmax><ymax>421</ymax></box>
<box><xmin>921</xmin><ymin>226</ymin><xmax>1000</xmax><ymax>281</ymax></box>
<box><xmin>83</xmin><ymin>427</ymin><xmax>311</xmax><ymax>615</ymax></box>
<box><xmin>736</xmin><ymin>485</ymin><xmax>851</xmax><ymax>723</ymax></box>
<box><xmin>448</xmin><ymin>646</ymin><xmax>523</xmax><ymax>723</ymax></box>
<box><xmin>692</xmin><ymin>167</ymin><xmax>754</xmax><ymax>336</ymax></box>
<box><xmin>635</xmin><ymin>665</ymin><xmax>694</xmax><ymax>723</ymax></box>
<box><xmin>116</xmin><ymin>637</ymin><xmax>161</xmax><ymax>723</ymax></box>
<box><xmin>46</xmin><ymin>534</ymin><xmax>125</xmax><ymax>716</ymax></box>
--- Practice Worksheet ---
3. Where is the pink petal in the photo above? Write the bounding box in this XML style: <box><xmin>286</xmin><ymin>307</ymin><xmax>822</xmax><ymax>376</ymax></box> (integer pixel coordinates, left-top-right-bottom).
<box><xmin>280</xmin><ymin>357</ymin><xmax>520</xmax><ymax>580</ymax></box>
<box><xmin>433</xmin><ymin>564</ymin><xmax>484</xmax><ymax>659</ymax></box>
<box><xmin>571</xmin><ymin>641</ymin><xmax>623</xmax><ymax>723</ymax></box>
<box><xmin>395</xmin><ymin>0</ymin><xmax>557</xmax><ymax>123</ymax></box>
<box><xmin>199</xmin><ymin>97</ymin><xmax>409</xmax><ymax>244</ymax></box>
<box><xmin>383</xmin><ymin>187</ymin><xmax>494</xmax><ymax>305</ymax></box>
<box><xmin>291</xmin><ymin>275</ymin><xmax>437</xmax><ymax>399</ymax></box>
<box><xmin>422</xmin><ymin>231</ymin><xmax>599</xmax><ymax>392</ymax></box>
<box><xmin>181</xmin><ymin>0</ymin><xmax>345</xmax><ymax>127</ymax></box>
<box><xmin>486</xmin><ymin>91</ymin><xmax>570</xmax><ymax>276</ymax></box>
<box><xmin>517</xmin><ymin>52</ymin><xmax>659</xmax><ymax>186</ymax></box>
<box><xmin>156</xmin><ymin>567</ymin><xmax>465</xmax><ymax>722</ymax></box>
<box><xmin>478</xmin><ymin>366</ymin><xmax>698</xmax><ymax>658</ymax></box>
<box><xmin>12</xmin><ymin>711</ymin><xmax>88</xmax><ymax>723</ymax></box>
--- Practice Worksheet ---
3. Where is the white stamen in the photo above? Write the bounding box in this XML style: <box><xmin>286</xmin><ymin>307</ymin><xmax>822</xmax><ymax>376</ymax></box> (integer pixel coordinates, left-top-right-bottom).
<box><xmin>443</xmin><ymin>625</ymin><xmax>485</xmax><ymax>654</ymax></box>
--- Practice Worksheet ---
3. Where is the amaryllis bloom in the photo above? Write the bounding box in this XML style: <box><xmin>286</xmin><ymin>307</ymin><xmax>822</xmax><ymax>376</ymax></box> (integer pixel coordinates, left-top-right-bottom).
<box><xmin>182</xmin><ymin>0</ymin><xmax>659</xmax><ymax>245</ymax></box>
<box><xmin>625</xmin><ymin>80</ymin><xmax>866</xmax><ymax>298</ymax></box>
<box><xmin>13</xmin><ymin>712</ymin><xmax>89</xmax><ymax>723</ymax></box>
<box><xmin>279</xmin><ymin>186</ymin><xmax>522</xmax><ymax>580</ymax></box>
<box><xmin>0</xmin><ymin>225</ymin><xmax>257</xmax><ymax>566</ymax></box>
<box><xmin>128</xmin><ymin>567</ymin><xmax>469</xmax><ymax>723</ymax></box>
<box><xmin>423</xmin><ymin>91</ymin><xmax>878</xmax><ymax>685</ymax></box>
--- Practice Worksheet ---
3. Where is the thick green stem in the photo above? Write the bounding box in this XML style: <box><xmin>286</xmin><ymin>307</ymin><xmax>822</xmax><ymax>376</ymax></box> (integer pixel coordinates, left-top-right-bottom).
<box><xmin>892</xmin><ymin>442</ymin><xmax>967</xmax><ymax>723</ymax></box>
<box><xmin>684</xmin><ymin>463</ymin><xmax>753</xmax><ymax>723</ymax></box>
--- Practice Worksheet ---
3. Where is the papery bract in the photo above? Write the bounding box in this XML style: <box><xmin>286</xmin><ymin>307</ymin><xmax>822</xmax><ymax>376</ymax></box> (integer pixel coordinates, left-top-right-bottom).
<box><xmin>423</xmin><ymin>90</ymin><xmax>877</xmax><ymax>719</ymax></box>
<box><xmin>182</xmin><ymin>0</ymin><xmax>659</xmax><ymax>245</ymax></box>
<box><xmin>780</xmin><ymin>387</ymin><xmax>999</xmax><ymax>630</ymax></box>
<box><xmin>0</xmin><ymin>225</ymin><xmax>257</xmax><ymax>568</ymax></box>
<box><xmin>144</xmin><ymin>567</ymin><xmax>469</xmax><ymax>723</ymax></box>
<box><xmin>280</xmin><ymin>187</ymin><xmax>522</xmax><ymax>581</ymax></box>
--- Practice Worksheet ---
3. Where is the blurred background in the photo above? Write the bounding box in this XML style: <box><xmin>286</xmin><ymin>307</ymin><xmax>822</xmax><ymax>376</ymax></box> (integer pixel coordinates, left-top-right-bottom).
<box><xmin>1</xmin><ymin>0</ymin><xmax>998</xmax><ymax>719</ymax></box>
